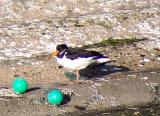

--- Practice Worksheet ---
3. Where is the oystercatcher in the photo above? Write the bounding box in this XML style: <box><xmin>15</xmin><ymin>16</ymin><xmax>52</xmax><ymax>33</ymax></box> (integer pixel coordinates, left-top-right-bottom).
<box><xmin>50</xmin><ymin>44</ymin><xmax>110</xmax><ymax>83</ymax></box>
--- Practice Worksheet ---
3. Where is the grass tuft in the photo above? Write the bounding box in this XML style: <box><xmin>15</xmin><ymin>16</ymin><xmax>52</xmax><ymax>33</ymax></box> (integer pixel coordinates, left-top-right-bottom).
<box><xmin>82</xmin><ymin>37</ymin><xmax>146</xmax><ymax>49</ymax></box>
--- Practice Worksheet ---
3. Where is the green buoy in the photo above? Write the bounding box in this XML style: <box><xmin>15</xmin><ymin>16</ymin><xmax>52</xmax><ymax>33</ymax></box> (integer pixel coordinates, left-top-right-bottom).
<box><xmin>47</xmin><ymin>89</ymin><xmax>63</xmax><ymax>105</ymax></box>
<box><xmin>12</xmin><ymin>77</ymin><xmax>28</xmax><ymax>94</ymax></box>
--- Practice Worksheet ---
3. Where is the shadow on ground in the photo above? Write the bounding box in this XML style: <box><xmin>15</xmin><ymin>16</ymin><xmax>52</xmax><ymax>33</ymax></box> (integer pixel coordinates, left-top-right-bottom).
<box><xmin>80</xmin><ymin>63</ymin><xmax>130</xmax><ymax>79</ymax></box>
<box><xmin>61</xmin><ymin>94</ymin><xmax>72</xmax><ymax>105</ymax></box>
<box><xmin>65</xmin><ymin>63</ymin><xmax>129</xmax><ymax>80</ymax></box>
<box><xmin>26</xmin><ymin>87</ymin><xmax>41</xmax><ymax>93</ymax></box>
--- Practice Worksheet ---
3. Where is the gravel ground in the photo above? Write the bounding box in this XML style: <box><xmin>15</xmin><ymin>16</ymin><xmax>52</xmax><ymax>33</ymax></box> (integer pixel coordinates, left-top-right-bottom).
<box><xmin>0</xmin><ymin>44</ymin><xmax>160</xmax><ymax>116</ymax></box>
<box><xmin>0</xmin><ymin>1</ymin><xmax>160</xmax><ymax>115</ymax></box>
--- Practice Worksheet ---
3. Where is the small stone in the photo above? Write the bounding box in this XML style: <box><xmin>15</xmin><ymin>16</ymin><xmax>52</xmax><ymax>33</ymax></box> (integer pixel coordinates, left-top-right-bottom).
<box><xmin>156</xmin><ymin>57</ymin><xmax>160</xmax><ymax>61</ymax></box>
<box><xmin>141</xmin><ymin>77</ymin><xmax>148</xmax><ymax>80</ymax></box>
<box><xmin>143</xmin><ymin>58</ymin><xmax>151</xmax><ymax>62</ymax></box>
<box><xmin>11</xmin><ymin>67</ymin><xmax>15</xmax><ymax>70</ymax></box>
<box><xmin>17</xmin><ymin>62</ymin><xmax>23</xmax><ymax>65</ymax></box>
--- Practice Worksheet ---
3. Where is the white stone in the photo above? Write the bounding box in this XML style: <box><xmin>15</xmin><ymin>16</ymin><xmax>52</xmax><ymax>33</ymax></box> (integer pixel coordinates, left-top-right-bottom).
<box><xmin>141</xmin><ymin>77</ymin><xmax>148</xmax><ymax>80</ymax></box>
<box><xmin>17</xmin><ymin>62</ymin><xmax>23</xmax><ymax>65</ymax></box>
<box><xmin>143</xmin><ymin>58</ymin><xmax>150</xmax><ymax>62</ymax></box>
<box><xmin>157</xmin><ymin>57</ymin><xmax>160</xmax><ymax>61</ymax></box>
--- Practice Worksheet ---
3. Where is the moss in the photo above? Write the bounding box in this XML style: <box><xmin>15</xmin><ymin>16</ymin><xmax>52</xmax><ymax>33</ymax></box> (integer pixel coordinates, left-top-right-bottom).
<box><xmin>74</xmin><ymin>20</ymin><xmax>85</xmax><ymax>27</ymax></box>
<box><xmin>82</xmin><ymin>37</ymin><xmax>143</xmax><ymax>49</ymax></box>
<box><xmin>100</xmin><ymin>37</ymin><xmax>138</xmax><ymax>45</ymax></box>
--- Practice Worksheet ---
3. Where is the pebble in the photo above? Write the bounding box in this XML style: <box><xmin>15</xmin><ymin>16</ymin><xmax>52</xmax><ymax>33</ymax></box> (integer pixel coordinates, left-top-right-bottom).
<box><xmin>17</xmin><ymin>62</ymin><xmax>23</xmax><ymax>65</ymax></box>
<box><xmin>91</xmin><ymin>85</ymin><xmax>96</xmax><ymax>88</ymax></box>
<box><xmin>141</xmin><ymin>76</ymin><xmax>148</xmax><ymax>80</ymax></box>
<box><xmin>11</xmin><ymin>67</ymin><xmax>15</xmax><ymax>70</ymax></box>
<box><xmin>143</xmin><ymin>58</ymin><xmax>151</xmax><ymax>62</ymax></box>
<box><xmin>157</xmin><ymin>57</ymin><xmax>160</xmax><ymax>61</ymax></box>
<box><xmin>94</xmin><ymin>83</ymin><xmax>101</xmax><ymax>87</ymax></box>
<box><xmin>150</xmin><ymin>71</ymin><xmax>156</xmax><ymax>74</ymax></box>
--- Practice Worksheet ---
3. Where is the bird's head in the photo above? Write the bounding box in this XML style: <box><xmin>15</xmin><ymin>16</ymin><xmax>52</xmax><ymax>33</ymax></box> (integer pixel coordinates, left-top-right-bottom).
<box><xmin>51</xmin><ymin>44</ymin><xmax>68</xmax><ymax>57</ymax></box>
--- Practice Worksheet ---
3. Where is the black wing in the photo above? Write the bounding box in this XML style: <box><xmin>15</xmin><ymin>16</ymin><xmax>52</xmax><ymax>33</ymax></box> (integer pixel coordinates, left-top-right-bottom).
<box><xmin>65</xmin><ymin>47</ymin><xmax>104</xmax><ymax>60</ymax></box>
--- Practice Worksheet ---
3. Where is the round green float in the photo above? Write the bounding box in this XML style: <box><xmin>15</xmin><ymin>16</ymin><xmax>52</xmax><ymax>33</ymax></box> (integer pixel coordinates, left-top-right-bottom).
<box><xmin>47</xmin><ymin>89</ymin><xmax>63</xmax><ymax>105</ymax></box>
<box><xmin>12</xmin><ymin>77</ymin><xmax>28</xmax><ymax>94</ymax></box>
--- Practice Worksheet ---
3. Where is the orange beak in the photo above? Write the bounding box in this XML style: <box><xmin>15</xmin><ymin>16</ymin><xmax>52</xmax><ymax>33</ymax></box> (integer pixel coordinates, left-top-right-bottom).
<box><xmin>51</xmin><ymin>51</ymin><xmax>59</xmax><ymax>57</ymax></box>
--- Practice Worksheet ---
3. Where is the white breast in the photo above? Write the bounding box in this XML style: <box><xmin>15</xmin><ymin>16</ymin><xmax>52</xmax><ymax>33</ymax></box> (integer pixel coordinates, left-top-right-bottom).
<box><xmin>56</xmin><ymin>56</ymin><xmax>96</xmax><ymax>70</ymax></box>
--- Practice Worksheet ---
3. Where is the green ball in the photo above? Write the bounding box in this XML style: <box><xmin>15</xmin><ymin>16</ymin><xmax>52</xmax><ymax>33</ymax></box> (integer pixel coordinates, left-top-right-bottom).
<box><xmin>12</xmin><ymin>77</ymin><xmax>28</xmax><ymax>94</ymax></box>
<box><xmin>47</xmin><ymin>89</ymin><xmax>63</xmax><ymax>105</ymax></box>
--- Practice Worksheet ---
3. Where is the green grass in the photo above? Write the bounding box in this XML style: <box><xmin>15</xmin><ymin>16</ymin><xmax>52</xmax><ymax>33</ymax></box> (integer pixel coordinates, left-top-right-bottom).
<box><xmin>82</xmin><ymin>37</ymin><xmax>143</xmax><ymax>49</ymax></box>
<box><xmin>74</xmin><ymin>22</ymin><xmax>85</xmax><ymax>27</ymax></box>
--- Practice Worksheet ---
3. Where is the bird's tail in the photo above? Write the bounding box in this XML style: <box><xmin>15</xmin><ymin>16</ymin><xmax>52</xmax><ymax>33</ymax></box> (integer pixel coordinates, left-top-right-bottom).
<box><xmin>96</xmin><ymin>57</ymin><xmax>111</xmax><ymax>63</ymax></box>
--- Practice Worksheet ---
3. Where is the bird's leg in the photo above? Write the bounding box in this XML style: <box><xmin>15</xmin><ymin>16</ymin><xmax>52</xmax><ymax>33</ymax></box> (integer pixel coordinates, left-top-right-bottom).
<box><xmin>76</xmin><ymin>70</ymin><xmax>80</xmax><ymax>83</ymax></box>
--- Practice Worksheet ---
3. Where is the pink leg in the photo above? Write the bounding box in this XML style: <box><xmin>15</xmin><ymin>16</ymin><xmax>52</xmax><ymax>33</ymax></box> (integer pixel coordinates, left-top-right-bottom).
<box><xmin>76</xmin><ymin>70</ymin><xmax>80</xmax><ymax>82</ymax></box>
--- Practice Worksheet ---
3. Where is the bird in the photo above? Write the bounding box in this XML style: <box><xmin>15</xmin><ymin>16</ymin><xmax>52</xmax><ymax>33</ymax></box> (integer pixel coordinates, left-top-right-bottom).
<box><xmin>50</xmin><ymin>44</ymin><xmax>110</xmax><ymax>83</ymax></box>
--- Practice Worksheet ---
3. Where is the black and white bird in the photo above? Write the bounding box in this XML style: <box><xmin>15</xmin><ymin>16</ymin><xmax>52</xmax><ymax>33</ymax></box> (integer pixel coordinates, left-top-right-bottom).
<box><xmin>50</xmin><ymin>44</ymin><xmax>110</xmax><ymax>83</ymax></box>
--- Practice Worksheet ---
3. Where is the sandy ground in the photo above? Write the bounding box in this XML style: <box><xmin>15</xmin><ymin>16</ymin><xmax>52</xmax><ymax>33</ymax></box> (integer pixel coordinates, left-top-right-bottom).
<box><xmin>0</xmin><ymin>44</ymin><xmax>160</xmax><ymax>116</ymax></box>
